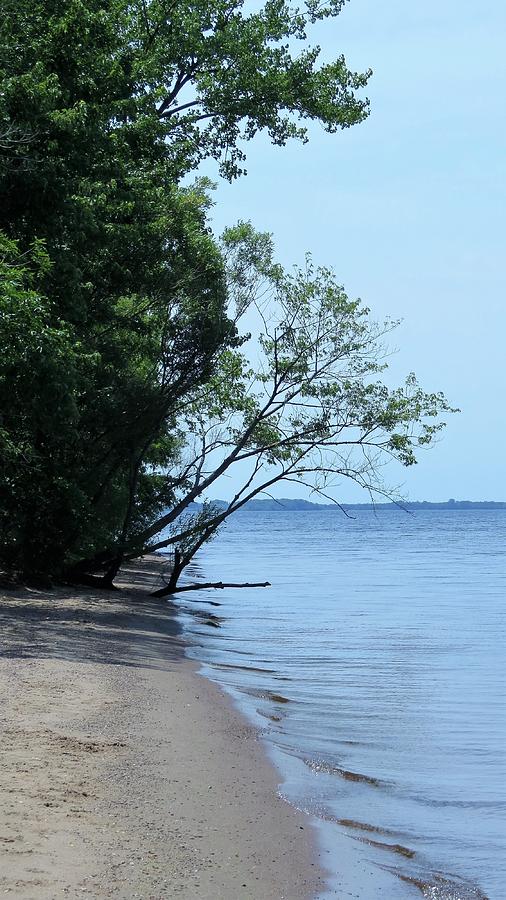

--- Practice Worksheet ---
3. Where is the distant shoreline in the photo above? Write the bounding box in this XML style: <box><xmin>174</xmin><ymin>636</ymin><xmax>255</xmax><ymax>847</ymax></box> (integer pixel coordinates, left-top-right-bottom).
<box><xmin>188</xmin><ymin>498</ymin><xmax>506</xmax><ymax>512</ymax></box>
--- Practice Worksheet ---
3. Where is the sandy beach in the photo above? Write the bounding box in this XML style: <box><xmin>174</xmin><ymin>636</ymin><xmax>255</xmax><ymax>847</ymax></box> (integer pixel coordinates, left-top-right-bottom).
<box><xmin>0</xmin><ymin>558</ymin><xmax>325</xmax><ymax>899</ymax></box>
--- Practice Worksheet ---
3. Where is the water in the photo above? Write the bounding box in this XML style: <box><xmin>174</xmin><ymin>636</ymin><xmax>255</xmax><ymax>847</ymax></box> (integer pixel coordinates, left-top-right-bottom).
<box><xmin>172</xmin><ymin>509</ymin><xmax>506</xmax><ymax>899</ymax></box>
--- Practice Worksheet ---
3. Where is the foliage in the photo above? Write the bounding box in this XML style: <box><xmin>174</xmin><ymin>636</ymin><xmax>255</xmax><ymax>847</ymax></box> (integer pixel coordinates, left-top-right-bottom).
<box><xmin>0</xmin><ymin>2</ymin><xmax>453</xmax><ymax>584</ymax></box>
<box><xmin>1</xmin><ymin>0</ymin><xmax>369</xmax><ymax>191</ymax></box>
<box><xmin>117</xmin><ymin>228</ymin><xmax>454</xmax><ymax>577</ymax></box>
<box><xmin>0</xmin><ymin>235</ymin><xmax>81</xmax><ymax>572</ymax></box>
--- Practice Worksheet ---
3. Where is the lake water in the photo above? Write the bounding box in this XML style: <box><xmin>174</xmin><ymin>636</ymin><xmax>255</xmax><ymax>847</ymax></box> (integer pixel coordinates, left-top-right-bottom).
<box><xmin>172</xmin><ymin>509</ymin><xmax>505</xmax><ymax>899</ymax></box>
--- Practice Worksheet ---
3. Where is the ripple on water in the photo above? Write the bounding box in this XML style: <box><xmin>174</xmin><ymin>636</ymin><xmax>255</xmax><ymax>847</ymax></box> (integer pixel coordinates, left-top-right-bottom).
<box><xmin>178</xmin><ymin>508</ymin><xmax>506</xmax><ymax>900</ymax></box>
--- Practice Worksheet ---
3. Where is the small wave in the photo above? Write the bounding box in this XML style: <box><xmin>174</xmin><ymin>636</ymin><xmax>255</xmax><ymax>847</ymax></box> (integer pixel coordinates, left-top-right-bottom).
<box><xmin>337</xmin><ymin>818</ymin><xmax>399</xmax><ymax>837</ymax></box>
<box><xmin>296</xmin><ymin>804</ymin><xmax>488</xmax><ymax>899</ymax></box>
<box><xmin>334</xmin><ymin>816</ymin><xmax>416</xmax><ymax>857</ymax></box>
<box><xmin>391</xmin><ymin>869</ymin><xmax>489</xmax><ymax>900</ymax></box>
<box><xmin>256</xmin><ymin>708</ymin><xmax>282</xmax><ymax>723</ymax></box>
<box><xmin>358</xmin><ymin>837</ymin><xmax>415</xmax><ymax>858</ymax></box>
<box><xmin>211</xmin><ymin>662</ymin><xmax>276</xmax><ymax>674</ymax></box>
<box><xmin>303</xmin><ymin>758</ymin><xmax>384</xmax><ymax>786</ymax></box>
<box><xmin>244</xmin><ymin>687</ymin><xmax>292</xmax><ymax>704</ymax></box>
<box><xmin>413</xmin><ymin>796</ymin><xmax>506</xmax><ymax>811</ymax></box>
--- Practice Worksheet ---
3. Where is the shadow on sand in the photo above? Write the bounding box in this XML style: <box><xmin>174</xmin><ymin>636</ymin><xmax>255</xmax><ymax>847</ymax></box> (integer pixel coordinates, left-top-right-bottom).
<box><xmin>0</xmin><ymin>558</ymin><xmax>185</xmax><ymax>671</ymax></box>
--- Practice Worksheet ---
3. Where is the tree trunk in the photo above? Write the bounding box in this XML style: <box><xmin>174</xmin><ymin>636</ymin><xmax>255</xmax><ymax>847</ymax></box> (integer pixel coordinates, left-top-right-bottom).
<box><xmin>161</xmin><ymin>548</ymin><xmax>184</xmax><ymax>595</ymax></box>
<box><xmin>100</xmin><ymin>555</ymin><xmax>124</xmax><ymax>589</ymax></box>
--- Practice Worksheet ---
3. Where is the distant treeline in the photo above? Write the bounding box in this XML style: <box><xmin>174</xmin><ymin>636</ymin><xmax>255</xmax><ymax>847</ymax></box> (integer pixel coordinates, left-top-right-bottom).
<box><xmin>188</xmin><ymin>499</ymin><xmax>506</xmax><ymax>512</ymax></box>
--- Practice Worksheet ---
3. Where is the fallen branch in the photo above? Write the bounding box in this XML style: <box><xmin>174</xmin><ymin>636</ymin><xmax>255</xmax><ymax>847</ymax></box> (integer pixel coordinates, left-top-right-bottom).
<box><xmin>151</xmin><ymin>580</ymin><xmax>270</xmax><ymax>598</ymax></box>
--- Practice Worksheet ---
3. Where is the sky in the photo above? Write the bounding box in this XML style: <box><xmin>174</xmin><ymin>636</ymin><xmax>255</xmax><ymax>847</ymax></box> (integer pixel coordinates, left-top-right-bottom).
<box><xmin>203</xmin><ymin>0</ymin><xmax>506</xmax><ymax>503</ymax></box>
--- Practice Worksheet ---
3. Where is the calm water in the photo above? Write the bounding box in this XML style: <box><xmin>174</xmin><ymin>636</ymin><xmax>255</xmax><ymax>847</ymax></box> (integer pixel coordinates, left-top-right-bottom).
<box><xmin>173</xmin><ymin>509</ymin><xmax>505</xmax><ymax>899</ymax></box>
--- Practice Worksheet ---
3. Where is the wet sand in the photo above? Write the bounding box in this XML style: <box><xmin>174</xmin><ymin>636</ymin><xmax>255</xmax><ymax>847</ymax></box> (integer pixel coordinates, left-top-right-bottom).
<box><xmin>0</xmin><ymin>558</ymin><xmax>325</xmax><ymax>899</ymax></box>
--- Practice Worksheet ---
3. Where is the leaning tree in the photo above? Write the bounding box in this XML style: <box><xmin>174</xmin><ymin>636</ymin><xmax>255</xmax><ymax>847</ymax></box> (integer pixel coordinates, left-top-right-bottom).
<box><xmin>71</xmin><ymin>223</ymin><xmax>454</xmax><ymax>593</ymax></box>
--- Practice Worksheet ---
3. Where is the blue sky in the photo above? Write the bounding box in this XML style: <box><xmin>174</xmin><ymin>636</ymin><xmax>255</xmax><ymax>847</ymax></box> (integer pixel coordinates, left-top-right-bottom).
<box><xmin>204</xmin><ymin>0</ymin><xmax>506</xmax><ymax>503</ymax></box>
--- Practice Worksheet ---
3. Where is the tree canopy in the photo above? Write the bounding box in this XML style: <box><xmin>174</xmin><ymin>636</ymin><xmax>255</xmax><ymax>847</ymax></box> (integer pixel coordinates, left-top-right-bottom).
<box><xmin>0</xmin><ymin>1</ymin><xmax>454</xmax><ymax>587</ymax></box>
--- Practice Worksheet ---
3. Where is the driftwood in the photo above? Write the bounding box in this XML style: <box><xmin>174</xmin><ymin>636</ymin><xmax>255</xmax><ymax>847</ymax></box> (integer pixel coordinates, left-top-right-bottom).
<box><xmin>151</xmin><ymin>580</ymin><xmax>270</xmax><ymax>598</ymax></box>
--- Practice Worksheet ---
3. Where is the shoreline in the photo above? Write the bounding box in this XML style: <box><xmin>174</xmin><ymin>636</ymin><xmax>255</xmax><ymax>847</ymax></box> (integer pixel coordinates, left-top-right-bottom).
<box><xmin>0</xmin><ymin>557</ymin><xmax>326</xmax><ymax>899</ymax></box>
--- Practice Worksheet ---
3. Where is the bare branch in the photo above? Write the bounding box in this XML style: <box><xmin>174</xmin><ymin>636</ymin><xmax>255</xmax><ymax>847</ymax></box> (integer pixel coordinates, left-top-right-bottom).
<box><xmin>152</xmin><ymin>580</ymin><xmax>270</xmax><ymax>598</ymax></box>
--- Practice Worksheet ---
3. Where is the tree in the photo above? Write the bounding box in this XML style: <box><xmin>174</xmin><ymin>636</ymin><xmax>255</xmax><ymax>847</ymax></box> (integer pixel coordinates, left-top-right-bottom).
<box><xmin>0</xmin><ymin>2</ymin><xmax>454</xmax><ymax>588</ymax></box>
<box><xmin>76</xmin><ymin>223</ymin><xmax>454</xmax><ymax>593</ymax></box>
<box><xmin>0</xmin><ymin>195</ymin><xmax>233</xmax><ymax>579</ymax></box>
<box><xmin>0</xmin><ymin>0</ymin><xmax>373</xmax><ymax>580</ymax></box>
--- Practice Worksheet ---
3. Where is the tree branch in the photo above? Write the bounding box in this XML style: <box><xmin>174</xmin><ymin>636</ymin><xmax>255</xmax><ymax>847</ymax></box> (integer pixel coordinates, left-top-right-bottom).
<box><xmin>152</xmin><ymin>580</ymin><xmax>270</xmax><ymax>598</ymax></box>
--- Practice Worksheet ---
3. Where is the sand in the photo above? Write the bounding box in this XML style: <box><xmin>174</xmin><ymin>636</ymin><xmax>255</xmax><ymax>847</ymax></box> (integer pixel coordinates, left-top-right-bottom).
<box><xmin>0</xmin><ymin>558</ymin><xmax>326</xmax><ymax>899</ymax></box>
